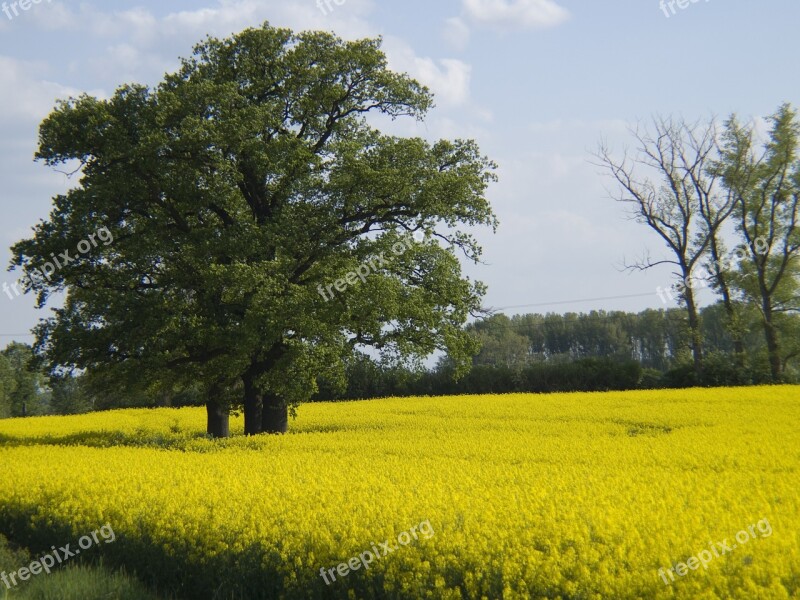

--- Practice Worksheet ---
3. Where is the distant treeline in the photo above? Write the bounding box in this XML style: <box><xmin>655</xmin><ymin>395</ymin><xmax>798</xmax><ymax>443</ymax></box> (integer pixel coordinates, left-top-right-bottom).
<box><xmin>314</xmin><ymin>301</ymin><xmax>798</xmax><ymax>401</ymax></box>
<box><xmin>314</xmin><ymin>357</ymin><xmax>644</xmax><ymax>399</ymax></box>
<box><xmin>0</xmin><ymin>342</ymin><xmax>92</xmax><ymax>418</ymax></box>
<box><xmin>1</xmin><ymin>300</ymin><xmax>797</xmax><ymax>416</ymax></box>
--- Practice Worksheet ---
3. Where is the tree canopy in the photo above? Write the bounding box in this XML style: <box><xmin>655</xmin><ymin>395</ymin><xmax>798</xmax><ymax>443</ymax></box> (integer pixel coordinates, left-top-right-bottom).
<box><xmin>10</xmin><ymin>23</ymin><xmax>498</xmax><ymax>436</ymax></box>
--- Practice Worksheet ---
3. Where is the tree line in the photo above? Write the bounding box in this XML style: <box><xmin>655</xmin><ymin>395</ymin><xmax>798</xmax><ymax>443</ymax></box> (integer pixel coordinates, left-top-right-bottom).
<box><xmin>5</xmin><ymin>298</ymin><xmax>796</xmax><ymax>417</ymax></box>
<box><xmin>595</xmin><ymin>106</ymin><xmax>800</xmax><ymax>382</ymax></box>
<box><xmin>314</xmin><ymin>301</ymin><xmax>799</xmax><ymax>401</ymax></box>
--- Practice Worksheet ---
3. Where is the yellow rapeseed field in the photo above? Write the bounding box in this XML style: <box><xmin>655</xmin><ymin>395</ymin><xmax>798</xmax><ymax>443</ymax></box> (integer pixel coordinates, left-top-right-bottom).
<box><xmin>0</xmin><ymin>386</ymin><xmax>798</xmax><ymax>599</ymax></box>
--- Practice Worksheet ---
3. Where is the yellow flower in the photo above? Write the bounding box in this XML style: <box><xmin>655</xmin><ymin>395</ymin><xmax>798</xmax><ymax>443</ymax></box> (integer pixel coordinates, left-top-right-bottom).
<box><xmin>0</xmin><ymin>386</ymin><xmax>797</xmax><ymax>599</ymax></box>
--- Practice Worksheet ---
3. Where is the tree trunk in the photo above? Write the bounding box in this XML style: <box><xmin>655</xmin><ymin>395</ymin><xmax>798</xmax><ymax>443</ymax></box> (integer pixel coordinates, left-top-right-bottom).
<box><xmin>684</xmin><ymin>285</ymin><xmax>704</xmax><ymax>377</ymax></box>
<box><xmin>731</xmin><ymin>333</ymin><xmax>746</xmax><ymax>365</ymax></box>
<box><xmin>243</xmin><ymin>377</ymin><xmax>263</xmax><ymax>436</ymax></box>
<box><xmin>762</xmin><ymin>302</ymin><xmax>782</xmax><ymax>382</ymax></box>
<box><xmin>711</xmin><ymin>250</ymin><xmax>746</xmax><ymax>366</ymax></box>
<box><xmin>242</xmin><ymin>345</ymin><xmax>287</xmax><ymax>434</ymax></box>
<box><xmin>262</xmin><ymin>392</ymin><xmax>288</xmax><ymax>434</ymax></box>
<box><xmin>206</xmin><ymin>401</ymin><xmax>230</xmax><ymax>438</ymax></box>
<box><xmin>720</xmin><ymin>297</ymin><xmax>746</xmax><ymax>366</ymax></box>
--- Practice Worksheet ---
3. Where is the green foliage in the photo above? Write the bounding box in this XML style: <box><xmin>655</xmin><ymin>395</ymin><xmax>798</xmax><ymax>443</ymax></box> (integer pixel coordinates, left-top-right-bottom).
<box><xmin>0</xmin><ymin>344</ymin><xmax>47</xmax><ymax>417</ymax></box>
<box><xmin>47</xmin><ymin>375</ymin><xmax>93</xmax><ymax>415</ymax></box>
<box><xmin>638</xmin><ymin>368</ymin><xmax>665</xmax><ymax>389</ymax></box>
<box><xmin>1</xmin><ymin>565</ymin><xmax>163</xmax><ymax>600</ymax></box>
<box><xmin>468</xmin><ymin>309</ymin><xmax>691</xmax><ymax>371</ymax></box>
<box><xmin>470</xmin><ymin>314</ymin><xmax>532</xmax><ymax>367</ymax></box>
<box><xmin>0</xmin><ymin>533</ymin><xmax>30</xmax><ymax>578</ymax></box>
<box><xmin>0</xmin><ymin>534</ymin><xmax>163</xmax><ymax>600</ymax></box>
<box><xmin>506</xmin><ymin>358</ymin><xmax>641</xmax><ymax>393</ymax></box>
<box><xmin>0</xmin><ymin>355</ymin><xmax>15</xmax><ymax>419</ymax></box>
<box><xmin>11</xmin><ymin>23</ymin><xmax>496</xmax><ymax>423</ymax></box>
<box><xmin>317</xmin><ymin>357</ymin><xmax>642</xmax><ymax>398</ymax></box>
<box><xmin>717</xmin><ymin>103</ymin><xmax>800</xmax><ymax>380</ymax></box>
<box><xmin>315</xmin><ymin>352</ymin><xmax>421</xmax><ymax>400</ymax></box>
<box><xmin>314</xmin><ymin>301</ymin><xmax>800</xmax><ymax>400</ymax></box>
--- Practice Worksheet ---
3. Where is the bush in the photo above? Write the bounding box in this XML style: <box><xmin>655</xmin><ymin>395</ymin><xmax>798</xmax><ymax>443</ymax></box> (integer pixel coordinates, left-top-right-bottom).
<box><xmin>404</xmin><ymin>359</ymin><xmax>642</xmax><ymax>396</ymax></box>
<box><xmin>516</xmin><ymin>359</ymin><xmax>641</xmax><ymax>393</ymax></box>
<box><xmin>638</xmin><ymin>368</ymin><xmax>665</xmax><ymax>389</ymax></box>
<box><xmin>661</xmin><ymin>363</ymin><xmax>697</xmax><ymax>388</ymax></box>
<box><xmin>698</xmin><ymin>353</ymin><xmax>749</xmax><ymax>387</ymax></box>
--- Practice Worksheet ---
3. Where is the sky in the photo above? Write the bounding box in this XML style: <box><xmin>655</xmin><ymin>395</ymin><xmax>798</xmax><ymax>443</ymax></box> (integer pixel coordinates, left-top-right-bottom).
<box><xmin>0</xmin><ymin>0</ymin><xmax>798</xmax><ymax>346</ymax></box>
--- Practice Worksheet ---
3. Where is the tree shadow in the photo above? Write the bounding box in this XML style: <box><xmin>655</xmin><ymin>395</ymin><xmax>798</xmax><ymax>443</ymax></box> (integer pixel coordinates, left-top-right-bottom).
<box><xmin>0</xmin><ymin>430</ymin><xmax>211</xmax><ymax>450</ymax></box>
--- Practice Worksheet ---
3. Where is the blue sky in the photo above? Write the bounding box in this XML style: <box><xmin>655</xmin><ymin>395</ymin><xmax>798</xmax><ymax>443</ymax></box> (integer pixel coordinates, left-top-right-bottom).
<box><xmin>1</xmin><ymin>0</ymin><xmax>799</xmax><ymax>345</ymax></box>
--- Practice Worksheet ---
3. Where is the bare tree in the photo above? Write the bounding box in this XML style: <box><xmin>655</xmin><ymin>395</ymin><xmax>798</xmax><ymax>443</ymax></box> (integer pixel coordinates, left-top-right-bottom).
<box><xmin>594</xmin><ymin>116</ymin><xmax>733</xmax><ymax>375</ymax></box>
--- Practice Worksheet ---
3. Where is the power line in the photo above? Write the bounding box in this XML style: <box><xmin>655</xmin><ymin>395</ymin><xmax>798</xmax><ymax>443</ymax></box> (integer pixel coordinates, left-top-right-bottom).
<box><xmin>472</xmin><ymin>310</ymin><xmax>688</xmax><ymax>335</ymax></box>
<box><xmin>489</xmin><ymin>292</ymin><xmax>658</xmax><ymax>312</ymax></box>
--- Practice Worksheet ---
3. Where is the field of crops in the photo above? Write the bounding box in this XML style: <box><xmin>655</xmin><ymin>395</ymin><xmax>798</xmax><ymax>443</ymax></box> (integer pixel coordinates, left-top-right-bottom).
<box><xmin>0</xmin><ymin>386</ymin><xmax>798</xmax><ymax>599</ymax></box>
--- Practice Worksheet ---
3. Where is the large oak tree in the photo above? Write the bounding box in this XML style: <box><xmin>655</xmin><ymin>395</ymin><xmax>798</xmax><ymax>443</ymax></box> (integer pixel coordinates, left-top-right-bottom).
<box><xmin>10</xmin><ymin>23</ymin><xmax>497</xmax><ymax>436</ymax></box>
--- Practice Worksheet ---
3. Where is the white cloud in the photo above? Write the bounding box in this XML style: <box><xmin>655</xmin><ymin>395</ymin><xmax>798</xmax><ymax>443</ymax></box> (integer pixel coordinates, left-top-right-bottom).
<box><xmin>421</xmin><ymin>58</ymin><xmax>472</xmax><ymax>107</ymax></box>
<box><xmin>27</xmin><ymin>1</ymin><xmax>77</xmax><ymax>30</ymax></box>
<box><xmin>83</xmin><ymin>43</ymin><xmax>174</xmax><ymax>88</ymax></box>
<box><xmin>443</xmin><ymin>17</ymin><xmax>470</xmax><ymax>51</ymax></box>
<box><xmin>462</xmin><ymin>0</ymin><xmax>570</xmax><ymax>30</ymax></box>
<box><xmin>79</xmin><ymin>0</ymin><xmax>377</xmax><ymax>43</ymax></box>
<box><xmin>384</xmin><ymin>38</ymin><xmax>472</xmax><ymax>107</ymax></box>
<box><xmin>0</xmin><ymin>56</ymin><xmax>80</xmax><ymax>123</ymax></box>
<box><xmin>17</xmin><ymin>1</ymin><xmax>474</xmax><ymax>110</ymax></box>
<box><xmin>0</xmin><ymin>2</ymin><xmax>482</xmax><ymax>150</ymax></box>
